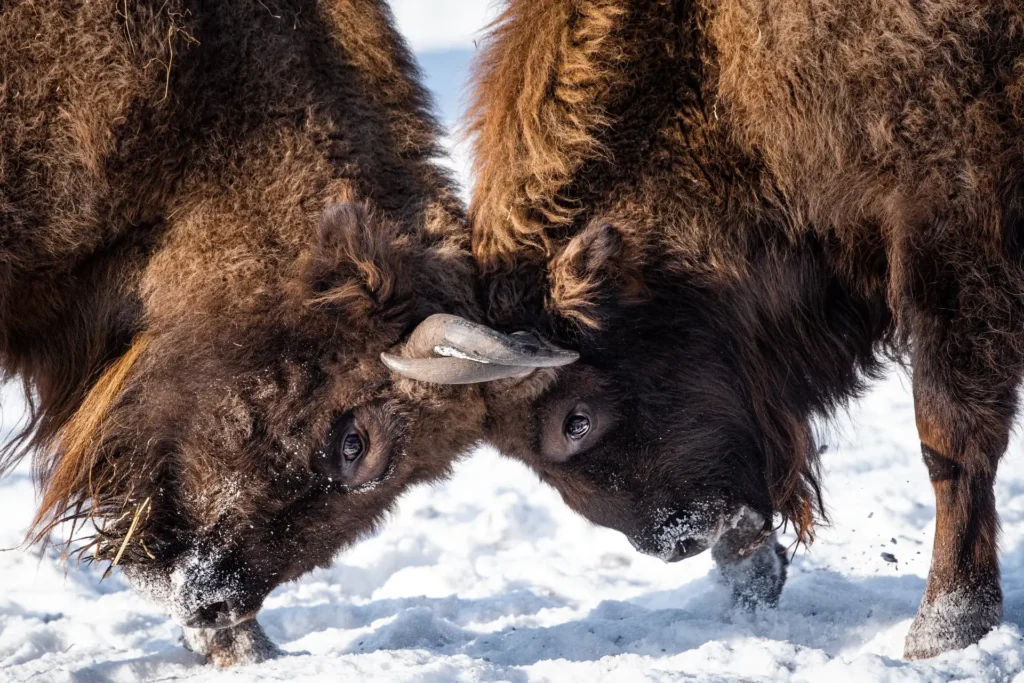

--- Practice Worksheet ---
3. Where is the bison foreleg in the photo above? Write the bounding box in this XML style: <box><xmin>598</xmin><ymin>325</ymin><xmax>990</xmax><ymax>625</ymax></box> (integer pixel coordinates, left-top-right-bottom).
<box><xmin>712</xmin><ymin>508</ymin><xmax>788</xmax><ymax>609</ymax></box>
<box><xmin>904</xmin><ymin>333</ymin><xmax>1014</xmax><ymax>659</ymax></box>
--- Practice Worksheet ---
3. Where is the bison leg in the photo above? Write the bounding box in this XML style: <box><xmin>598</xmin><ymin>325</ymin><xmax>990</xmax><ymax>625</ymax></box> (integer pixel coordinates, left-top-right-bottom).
<box><xmin>182</xmin><ymin>618</ymin><xmax>282</xmax><ymax>668</ymax></box>
<box><xmin>712</xmin><ymin>508</ymin><xmax>788</xmax><ymax>609</ymax></box>
<box><xmin>903</xmin><ymin>360</ymin><xmax>1013</xmax><ymax>659</ymax></box>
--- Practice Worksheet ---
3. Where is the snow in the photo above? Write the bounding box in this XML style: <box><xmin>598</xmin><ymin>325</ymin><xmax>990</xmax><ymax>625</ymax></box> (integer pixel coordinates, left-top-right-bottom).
<box><xmin>3</xmin><ymin>370</ymin><xmax>1024</xmax><ymax>681</ymax></box>
<box><xmin>3</xmin><ymin>3</ymin><xmax>1024</xmax><ymax>681</ymax></box>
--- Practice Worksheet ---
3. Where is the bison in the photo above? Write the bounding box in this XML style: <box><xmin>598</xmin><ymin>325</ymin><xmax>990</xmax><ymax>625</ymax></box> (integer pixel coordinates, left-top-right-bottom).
<box><xmin>0</xmin><ymin>0</ymin><xmax>575</xmax><ymax>665</ymax></box>
<box><xmin>454</xmin><ymin>0</ymin><xmax>1024</xmax><ymax>659</ymax></box>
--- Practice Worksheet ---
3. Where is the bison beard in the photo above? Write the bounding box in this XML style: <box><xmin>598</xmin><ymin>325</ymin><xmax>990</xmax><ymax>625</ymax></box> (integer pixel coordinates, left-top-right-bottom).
<box><xmin>467</xmin><ymin>0</ymin><xmax>1024</xmax><ymax>659</ymax></box>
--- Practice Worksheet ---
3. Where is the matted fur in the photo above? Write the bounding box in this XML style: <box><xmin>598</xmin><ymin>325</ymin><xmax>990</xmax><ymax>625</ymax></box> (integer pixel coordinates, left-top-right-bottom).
<box><xmin>469</xmin><ymin>0</ymin><xmax>836</xmax><ymax>537</ymax></box>
<box><xmin>0</xmin><ymin>0</ymin><xmax>485</xmax><ymax>628</ymax></box>
<box><xmin>471</xmin><ymin>0</ymin><xmax>1024</xmax><ymax>655</ymax></box>
<box><xmin>469</xmin><ymin>0</ymin><xmax>1024</xmax><ymax>541</ymax></box>
<box><xmin>468</xmin><ymin>0</ymin><xmax>627</xmax><ymax>264</ymax></box>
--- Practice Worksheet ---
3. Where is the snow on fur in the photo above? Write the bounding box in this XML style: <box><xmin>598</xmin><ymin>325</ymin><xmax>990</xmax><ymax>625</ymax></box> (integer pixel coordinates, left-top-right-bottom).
<box><xmin>2</xmin><ymin>5</ymin><xmax>1024</xmax><ymax>680</ymax></box>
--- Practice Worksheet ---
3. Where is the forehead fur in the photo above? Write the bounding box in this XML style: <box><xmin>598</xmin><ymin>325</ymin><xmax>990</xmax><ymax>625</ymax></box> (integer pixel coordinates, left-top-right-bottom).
<box><xmin>467</xmin><ymin>0</ymin><xmax>627</xmax><ymax>267</ymax></box>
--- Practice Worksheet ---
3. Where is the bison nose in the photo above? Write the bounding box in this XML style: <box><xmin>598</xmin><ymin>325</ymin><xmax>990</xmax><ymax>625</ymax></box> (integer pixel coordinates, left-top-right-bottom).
<box><xmin>183</xmin><ymin>599</ymin><xmax>238</xmax><ymax>629</ymax></box>
<box><xmin>665</xmin><ymin>537</ymin><xmax>708</xmax><ymax>563</ymax></box>
<box><xmin>626</xmin><ymin>532</ymin><xmax>711</xmax><ymax>562</ymax></box>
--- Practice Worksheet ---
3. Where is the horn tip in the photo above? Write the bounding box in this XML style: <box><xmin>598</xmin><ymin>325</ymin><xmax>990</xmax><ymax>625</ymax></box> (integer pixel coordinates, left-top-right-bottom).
<box><xmin>537</xmin><ymin>350</ymin><xmax>580</xmax><ymax>367</ymax></box>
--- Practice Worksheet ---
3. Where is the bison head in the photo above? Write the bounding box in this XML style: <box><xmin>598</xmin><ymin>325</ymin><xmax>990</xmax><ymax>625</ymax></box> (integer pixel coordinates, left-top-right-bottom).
<box><xmin>431</xmin><ymin>221</ymin><xmax>830</xmax><ymax>565</ymax></box>
<box><xmin>28</xmin><ymin>202</ymin><xmax>576</xmax><ymax>632</ymax></box>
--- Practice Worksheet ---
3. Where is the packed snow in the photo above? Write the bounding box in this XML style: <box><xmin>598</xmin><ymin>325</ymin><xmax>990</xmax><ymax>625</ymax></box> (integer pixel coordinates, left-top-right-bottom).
<box><xmin>3</xmin><ymin>3</ymin><xmax>1024</xmax><ymax>681</ymax></box>
<box><xmin>4</xmin><ymin>370</ymin><xmax>1024</xmax><ymax>682</ymax></box>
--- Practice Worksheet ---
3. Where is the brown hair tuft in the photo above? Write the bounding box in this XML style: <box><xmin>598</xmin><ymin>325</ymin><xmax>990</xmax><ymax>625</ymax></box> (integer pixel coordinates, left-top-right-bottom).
<box><xmin>467</xmin><ymin>0</ymin><xmax>626</xmax><ymax>268</ymax></box>
<box><xmin>28</xmin><ymin>335</ymin><xmax>151</xmax><ymax>548</ymax></box>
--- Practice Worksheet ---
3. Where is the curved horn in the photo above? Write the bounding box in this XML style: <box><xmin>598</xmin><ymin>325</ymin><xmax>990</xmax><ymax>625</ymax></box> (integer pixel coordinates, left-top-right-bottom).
<box><xmin>380</xmin><ymin>354</ymin><xmax>534</xmax><ymax>384</ymax></box>
<box><xmin>381</xmin><ymin>314</ymin><xmax>579</xmax><ymax>385</ymax></box>
<box><xmin>401</xmin><ymin>314</ymin><xmax>578</xmax><ymax>367</ymax></box>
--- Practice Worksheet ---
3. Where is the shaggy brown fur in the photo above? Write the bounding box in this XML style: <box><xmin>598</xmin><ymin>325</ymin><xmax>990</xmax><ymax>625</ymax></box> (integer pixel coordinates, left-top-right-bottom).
<box><xmin>0</xmin><ymin>0</ymin><xmax>485</xmax><ymax>658</ymax></box>
<box><xmin>469</xmin><ymin>0</ymin><xmax>1024</xmax><ymax>658</ymax></box>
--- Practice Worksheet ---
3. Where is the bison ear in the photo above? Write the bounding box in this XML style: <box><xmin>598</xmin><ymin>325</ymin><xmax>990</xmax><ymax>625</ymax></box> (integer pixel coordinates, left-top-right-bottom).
<box><xmin>547</xmin><ymin>221</ymin><xmax>644</xmax><ymax>329</ymax></box>
<box><xmin>299</xmin><ymin>202</ymin><xmax>415</xmax><ymax>322</ymax></box>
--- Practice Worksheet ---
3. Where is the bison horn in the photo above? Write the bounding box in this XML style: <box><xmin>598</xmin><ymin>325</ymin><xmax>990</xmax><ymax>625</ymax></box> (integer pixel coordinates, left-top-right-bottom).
<box><xmin>380</xmin><ymin>314</ymin><xmax>578</xmax><ymax>384</ymax></box>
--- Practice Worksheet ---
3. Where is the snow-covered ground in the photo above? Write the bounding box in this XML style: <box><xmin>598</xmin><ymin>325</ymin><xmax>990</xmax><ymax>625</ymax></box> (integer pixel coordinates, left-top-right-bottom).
<box><xmin>3</xmin><ymin>4</ymin><xmax>1024</xmax><ymax>682</ymax></box>
<box><xmin>4</xmin><ymin>369</ymin><xmax>1024</xmax><ymax>682</ymax></box>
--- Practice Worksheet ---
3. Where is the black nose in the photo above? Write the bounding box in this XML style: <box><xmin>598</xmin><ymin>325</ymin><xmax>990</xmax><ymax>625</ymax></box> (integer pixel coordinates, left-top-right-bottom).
<box><xmin>665</xmin><ymin>537</ymin><xmax>708</xmax><ymax>563</ymax></box>
<box><xmin>183</xmin><ymin>600</ymin><xmax>236</xmax><ymax>629</ymax></box>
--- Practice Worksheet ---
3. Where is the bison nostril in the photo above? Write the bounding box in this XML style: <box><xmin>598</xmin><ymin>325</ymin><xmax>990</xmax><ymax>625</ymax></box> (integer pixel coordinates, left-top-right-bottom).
<box><xmin>201</xmin><ymin>600</ymin><xmax>230</xmax><ymax>622</ymax></box>
<box><xmin>185</xmin><ymin>600</ymin><xmax>233</xmax><ymax>629</ymax></box>
<box><xmin>667</xmin><ymin>537</ymin><xmax>707</xmax><ymax>563</ymax></box>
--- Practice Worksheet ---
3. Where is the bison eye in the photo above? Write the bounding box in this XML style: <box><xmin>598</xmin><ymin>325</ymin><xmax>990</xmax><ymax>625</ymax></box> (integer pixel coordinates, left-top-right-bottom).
<box><xmin>341</xmin><ymin>432</ymin><xmax>365</xmax><ymax>461</ymax></box>
<box><xmin>313</xmin><ymin>412</ymin><xmax>383</xmax><ymax>488</ymax></box>
<box><xmin>564</xmin><ymin>414</ymin><xmax>591</xmax><ymax>441</ymax></box>
<box><xmin>335</xmin><ymin>425</ymin><xmax>369</xmax><ymax>481</ymax></box>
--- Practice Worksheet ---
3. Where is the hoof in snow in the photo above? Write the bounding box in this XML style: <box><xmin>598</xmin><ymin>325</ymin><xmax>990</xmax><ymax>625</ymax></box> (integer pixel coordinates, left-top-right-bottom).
<box><xmin>903</xmin><ymin>589</ymin><xmax>1002</xmax><ymax>660</ymax></box>
<box><xmin>183</xmin><ymin>618</ymin><xmax>283</xmax><ymax>668</ymax></box>
<box><xmin>712</xmin><ymin>510</ymin><xmax>788</xmax><ymax>609</ymax></box>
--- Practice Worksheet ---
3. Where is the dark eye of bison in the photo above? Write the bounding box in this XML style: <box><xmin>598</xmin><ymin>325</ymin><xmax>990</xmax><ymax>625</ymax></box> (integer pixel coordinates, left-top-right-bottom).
<box><xmin>334</xmin><ymin>424</ymin><xmax>369</xmax><ymax>482</ymax></box>
<box><xmin>312</xmin><ymin>412</ymin><xmax>382</xmax><ymax>487</ymax></box>
<box><xmin>341</xmin><ymin>431</ymin><xmax>365</xmax><ymax>461</ymax></box>
<box><xmin>564</xmin><ymin>414</ymin><xmax>591</xmax><ymax>441</ymax></box>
